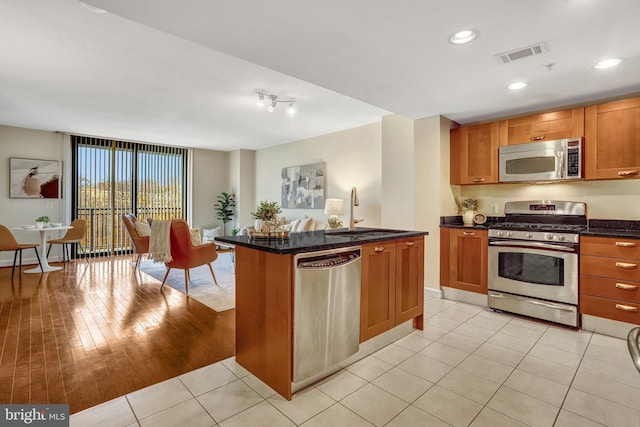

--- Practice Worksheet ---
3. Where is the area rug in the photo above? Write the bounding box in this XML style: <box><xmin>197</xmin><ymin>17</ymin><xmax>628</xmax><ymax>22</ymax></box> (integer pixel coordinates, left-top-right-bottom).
<box><xmin>137</xmin><ymin>252</ymin><xmax>236</xmax><ymax>312</ymax></box>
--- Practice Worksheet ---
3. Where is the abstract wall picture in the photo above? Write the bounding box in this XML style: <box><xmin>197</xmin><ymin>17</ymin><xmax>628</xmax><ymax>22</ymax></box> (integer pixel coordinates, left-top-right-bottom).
<box><xmin>10</xmin><ymin>157</ymin><xmax>62</xmax><ymax>198</ymax></box>
<box><xmin>281</xmin><ymin>162</ymin><xmax>325</xmax><ymax>209</ymax></box>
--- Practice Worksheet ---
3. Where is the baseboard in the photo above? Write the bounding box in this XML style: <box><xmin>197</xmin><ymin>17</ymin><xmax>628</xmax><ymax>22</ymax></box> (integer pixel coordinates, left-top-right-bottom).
<box><xmin>425</xmin><ymin>287</ymin><xmax>442</xmax><ymax>299</ymax></box>
<box><xmin>0</xmin><ymin>256</ymin><xmax>61</xmax><ymax>269</ymax></box>
<box><xmin>581</xmin><ymin>314</ymin><xmax>638</xmax><ymax>340</ymax></box>
<box><xmin>441</xmin><ymin>286</ymin><xmax>488</xmax><ymax>307</ymax></box>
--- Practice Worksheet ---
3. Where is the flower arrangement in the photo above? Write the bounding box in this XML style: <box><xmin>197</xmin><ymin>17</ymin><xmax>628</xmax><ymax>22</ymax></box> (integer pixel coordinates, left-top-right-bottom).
<box><xmin>35</xmin><ymin>215</ymin><xmax>51</xmax><ymax>223</ymax></box>
<box><xmin>457</xmin><ymin>197</ymin><xmax>479</xmax><ymax>213</ymax></box>
<box><xmin>251</xmin><ymin>200</ymin><xmax>282</xmax><ymax>221</ymax></box>
<box><xmin>327</xmin><ymin>217</ymin><xmax>343</xmax><ymax>229</ymax></box>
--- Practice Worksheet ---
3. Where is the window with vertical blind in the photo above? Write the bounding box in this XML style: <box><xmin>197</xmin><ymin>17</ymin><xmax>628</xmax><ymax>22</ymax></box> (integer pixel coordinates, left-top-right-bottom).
<box><xmin>72</xmin><ymin>136</ymin><xmax>188</xmax><ymax>256</ymax></box>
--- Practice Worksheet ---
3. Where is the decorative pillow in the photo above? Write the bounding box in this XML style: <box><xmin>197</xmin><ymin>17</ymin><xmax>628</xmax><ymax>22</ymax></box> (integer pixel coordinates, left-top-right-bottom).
<box><xmin>202</xmin><ymin>227</ymin><xmax>220</xmax><ymax>243</ymax></box>
<box><xmin>190</xmin><ymin>228</ymin><xmax>202</xmax><ymax>246</ymax></box>
<box><xmin>297</xmin><ymin>217</ymin><xmax>315</xmax><ymax>232</ymax></box>
<box><xmin>134</xmin><ymin>220</ymin><xmax>151</xmax><ymax>237</ymax></box>
<box><xmin>289</xmin><ymin>219</ymin><xmax>301</xmax><ymax>232</ymax></box>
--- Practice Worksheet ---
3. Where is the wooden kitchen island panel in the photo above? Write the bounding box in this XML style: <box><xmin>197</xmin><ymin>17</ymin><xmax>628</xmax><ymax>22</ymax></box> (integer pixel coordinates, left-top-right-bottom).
<box><xmin>234</xmin><ymin>245</ymin><xmax>293</xmax><ymax>399</ymax></box>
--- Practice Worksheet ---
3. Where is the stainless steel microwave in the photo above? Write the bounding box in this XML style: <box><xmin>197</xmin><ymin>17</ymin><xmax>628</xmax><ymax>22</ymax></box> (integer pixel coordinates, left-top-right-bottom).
<box><xmin>499</xmin><ymin>137</ymin><xmax>583</xmax><ymax>183</ymax></box>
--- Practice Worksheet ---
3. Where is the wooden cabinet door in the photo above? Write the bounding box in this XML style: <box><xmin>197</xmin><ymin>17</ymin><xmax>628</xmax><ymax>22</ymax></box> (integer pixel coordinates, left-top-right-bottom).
<box><xmin>360</xmin><ymin>242</ymin><xmax>396</xmax><ymax>342</ymax></box>
<box><xmin>499</xmin><ymin>107</ymin><xmax>584</xmax><ymax>146</ymax></box>
<box><xmin>451</xmin><ymin>123</ymin><xmax>499</xmax><ymax>185</ymax></box>
<box><xmin>395</xmin><ymin>236</ymin><xmax>424</xmax><ymax>325</ymax></box>
<box><xmin>449</xmin><ymin>228</ymin><xmax>488</xmax><ymax>294</ymax></box>
<box><xmin>585</xmin><ymin>97</ymin><xmax>640</xmax><ymax>180</ymax></box>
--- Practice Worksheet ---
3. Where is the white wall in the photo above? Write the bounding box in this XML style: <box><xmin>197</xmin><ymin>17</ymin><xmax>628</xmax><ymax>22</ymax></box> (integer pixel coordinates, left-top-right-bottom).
<box><xmin>381</xmin><ymin>114</ymin><xmax>415</xmax><ymax>228</ymax></box>
<box><xmin>0</xmin><ymin>126</ymin><xmax>68</xmax><ymax>264</ymax></box>
<box><xmin>228</xmin><ymin>149</ymin><xmax>256</xmax><ymax>232</ymax></box>
<box><xmin>254</xmin><ymin>123</ymin><xmax>382</xmax><ymax>227</ymax></box>
<box><xmin>191</xmin><ymin>148</ymin><xmax>231</xmax><ymax>231</ymax></box>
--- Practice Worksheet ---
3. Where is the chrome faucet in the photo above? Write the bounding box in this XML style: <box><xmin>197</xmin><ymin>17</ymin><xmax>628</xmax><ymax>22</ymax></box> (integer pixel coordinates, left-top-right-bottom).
<box><xmin>349</xmin><ymin>186</ymin><xmax>363</xmax><ymax>231</ymax></box>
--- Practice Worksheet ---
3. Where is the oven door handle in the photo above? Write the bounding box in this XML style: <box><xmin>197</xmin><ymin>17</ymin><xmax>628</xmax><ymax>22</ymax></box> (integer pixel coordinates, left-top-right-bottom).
<box><xmin>488</xmin><ymin>240</ymin><xmax>576</xmax><ymax>252</ymax></box>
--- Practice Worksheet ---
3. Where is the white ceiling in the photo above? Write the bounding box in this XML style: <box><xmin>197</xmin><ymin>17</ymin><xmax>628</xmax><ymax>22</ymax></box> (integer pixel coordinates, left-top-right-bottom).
<box><xmin>2</xmin><ymin>0</ymin><xmax>639</xmax><ymax>151</ymax></box>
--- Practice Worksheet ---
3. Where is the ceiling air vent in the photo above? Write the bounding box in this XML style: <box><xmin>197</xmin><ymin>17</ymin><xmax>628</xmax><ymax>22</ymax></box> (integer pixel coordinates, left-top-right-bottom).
<box><xmin>495</xmin><ymin>42</ymin><xmax>548</xmax><ymax>64</ymax></box>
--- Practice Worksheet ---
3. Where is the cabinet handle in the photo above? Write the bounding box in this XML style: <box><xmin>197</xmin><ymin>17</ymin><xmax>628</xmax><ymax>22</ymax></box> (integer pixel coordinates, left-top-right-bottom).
<box><xmin>374</xmin><ymin>246</ymin><xmax>385</xmax><ymax>253</ymax></box>
<box><xmin>617</xmin><ymin>170</ymin><xmax>639</xmax><ymax>177</ymax></box>
<box><xmin>615</xmin><ymin>241</ymin><xmax>638</xmax><ymax>248</ymax></box>
<box><xmin>473</xmin><ymin>178</ymin><xmax>485</xmax><ymax>183</ymax></box>
<box><xmin>616</xmin><ymin>262</ymin><xmax>637</xmax><ymax>269</ymax></box>
<box><xmin>530</xmin><ymin>135</ymin><xmax>546</xmax><ymax>141</ymax></box>
<box><xmin>463</xmin><ymin>231</ymin><xmax>475</xmax><ymax>236</ymax></box>
<box><xmin>615</xmin><ymin>304</ymin><xmax>638</xmax><ymax>312</ymax></box>
<box><xmin>406</xmin><ymin>241</ymin><xmax>415</xmax><ymax>247</ymax></box>
<box><xmin>616</xmin><ymin>283</ymin><xmax>638</xmax><ymax>291</ymax></box>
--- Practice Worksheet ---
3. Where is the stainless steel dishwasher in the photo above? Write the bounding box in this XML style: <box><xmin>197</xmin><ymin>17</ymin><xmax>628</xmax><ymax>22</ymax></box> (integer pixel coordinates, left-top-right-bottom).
<box><xmin>293</xmin><ymin>246</ymin><xmax>361</xmax><ymax>382</ymax></box>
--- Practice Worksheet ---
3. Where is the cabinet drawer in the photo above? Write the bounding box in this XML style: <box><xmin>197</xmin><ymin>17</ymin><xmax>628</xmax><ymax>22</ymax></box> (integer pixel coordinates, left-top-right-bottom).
<box><xmin>580</xmin><ymin>275</ymin><xmax>640</xmax><ymax>303</ymax></box>
<box><xmin>581</xmin><ymin>236</ymin><xmax>640</xmax><ymax>259</ymax></box>
<box><xmin>581</xmin><ymin>255</ymin><xmax>640</xmax><ymax>282</ymax></box>
<box><xmin>580</xmin><ymin>294</ymin><xmax>640</xmax><ymax>325</ymax></box>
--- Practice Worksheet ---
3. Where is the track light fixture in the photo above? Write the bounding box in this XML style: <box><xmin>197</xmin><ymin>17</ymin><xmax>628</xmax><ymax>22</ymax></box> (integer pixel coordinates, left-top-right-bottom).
<box><xmin>255</xmin><ymin>90</ymin><xmax>296</xmax><ymax>115</ymax></box>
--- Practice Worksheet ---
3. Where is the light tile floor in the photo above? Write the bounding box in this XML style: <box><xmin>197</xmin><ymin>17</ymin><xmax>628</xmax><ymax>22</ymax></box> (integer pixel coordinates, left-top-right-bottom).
<box><xmin>71</xmin><ymin>298</ymin><xmax>640</xmax><ymax>427</ymax></box>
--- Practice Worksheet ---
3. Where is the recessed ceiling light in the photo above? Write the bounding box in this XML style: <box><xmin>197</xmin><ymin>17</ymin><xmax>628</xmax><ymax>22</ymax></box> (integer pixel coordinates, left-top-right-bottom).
<box><xmin>449</xmin><ymin>30</ymin><xmax>478</xmax><ymax>44</ymax></box>
<box><xmin>593</xmin><ymin>58</ymin><xmax>622</xmax><ymax>69</ymax></box>
<box><xmin>507</xmin><ymin>82</ymin><xmax>527</xmax><ymax>90</ymax></box>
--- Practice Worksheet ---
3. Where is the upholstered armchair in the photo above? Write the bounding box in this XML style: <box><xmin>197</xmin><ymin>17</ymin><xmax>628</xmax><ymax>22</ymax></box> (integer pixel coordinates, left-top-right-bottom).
<box><xmin>122</xmin><ymin>214</ymin><xmax>150</xmax><ymax>269</ymax></box>
<box><xmin>162</xmin><ymin>219</ymin><xmax>218</xmax><ymax>293</ymax></box>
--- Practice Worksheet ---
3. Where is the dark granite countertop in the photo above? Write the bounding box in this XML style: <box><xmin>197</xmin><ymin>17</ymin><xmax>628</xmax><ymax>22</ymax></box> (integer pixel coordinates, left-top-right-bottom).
<box><xmin>216</xmin><ymin>227</ymin><xmax>429</xmax><ymax>255</ymax></box>
<box><xmin>582</xmin><ymin>219</ymin><xmax>640</xmax><ymax>239</ymax></box>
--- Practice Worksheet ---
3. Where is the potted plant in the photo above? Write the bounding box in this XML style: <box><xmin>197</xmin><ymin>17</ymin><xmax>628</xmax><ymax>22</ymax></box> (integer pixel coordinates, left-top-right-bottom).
<box><xmin>214</xmin><ymin>192</ymin><xmax>236</xmax><ymax>235</ymax></box>
<box><xmin>251</xmin><ymin>200</ymin><xmax>282</xmax><ymax>231</ymax></box>
<box><xmin>35</xmin><ymin>215</ymin><xmax>50</xmax><ymax>229</ymax></box>
<box><xmin>457</xmin><ymin>197</ymin><xmax>479</xmax><ymax>226</ymax></box>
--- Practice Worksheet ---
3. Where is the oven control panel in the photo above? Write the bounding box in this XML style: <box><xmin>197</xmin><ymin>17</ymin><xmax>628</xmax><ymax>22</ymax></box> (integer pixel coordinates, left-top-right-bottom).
<box><xmin>489</xmin><ymin>229</ymin><xmax>579</xmax><ymax>243</ymax></box>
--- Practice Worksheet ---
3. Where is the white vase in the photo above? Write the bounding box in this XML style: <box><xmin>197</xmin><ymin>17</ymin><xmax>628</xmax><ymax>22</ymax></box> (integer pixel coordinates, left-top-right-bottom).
<box><xmin>254</xmin><ymin>219</ymin><xmax>263</xmax><ymax>231</ymax></box>
<box><xmin>462</xmin><ymin>210</ymin><xmax>475</xmax><ymax>227</ymax></box>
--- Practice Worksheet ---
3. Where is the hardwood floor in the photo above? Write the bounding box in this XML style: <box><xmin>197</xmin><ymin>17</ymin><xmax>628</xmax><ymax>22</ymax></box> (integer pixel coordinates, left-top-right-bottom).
<box><xmin>0</xmin><ymin>255</ymin><xmax>235</xmax><ymax>414</ymax></box>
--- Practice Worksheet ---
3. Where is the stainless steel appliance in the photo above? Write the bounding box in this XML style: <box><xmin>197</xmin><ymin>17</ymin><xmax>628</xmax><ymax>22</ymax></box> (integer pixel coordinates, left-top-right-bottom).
<box><xmin>488</xmin><ymin>201</ymin><xmax>587</xmax><ymax>327</ymax></box>
<box><xmin>499</xmin><ymin>137</ymin><xmax>583</xmax><ymax>183</ymax></box>
<box><xmin>293</xmin><ymin>246</ymin><xmax>361</xmax><ymax>382</ymax></box>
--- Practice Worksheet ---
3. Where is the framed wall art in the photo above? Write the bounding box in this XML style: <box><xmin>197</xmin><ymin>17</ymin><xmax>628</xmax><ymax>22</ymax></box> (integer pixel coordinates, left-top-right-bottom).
<box><xmin>281</xmin><ymin>162</ymin><xmax>325</xmax><ymax>209</ymax></box>
<box><xmin>10</xmin><ymin>157</ymin><xmax>63</xmax><ymax>199</ymax></box>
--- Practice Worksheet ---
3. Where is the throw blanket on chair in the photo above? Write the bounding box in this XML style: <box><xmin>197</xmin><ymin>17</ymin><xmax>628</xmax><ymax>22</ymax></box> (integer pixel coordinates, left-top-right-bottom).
<box><xmin>150</xmin><ymin>220</ymin><xmax>172</xmax><ymax>263</ymax></box>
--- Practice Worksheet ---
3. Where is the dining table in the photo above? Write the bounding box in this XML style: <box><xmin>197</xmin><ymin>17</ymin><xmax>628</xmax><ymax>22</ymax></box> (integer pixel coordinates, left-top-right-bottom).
<box><xmin>13</xmin><ymin>225</ymin><xmax>72</xmax><ymax>273</ymax></box>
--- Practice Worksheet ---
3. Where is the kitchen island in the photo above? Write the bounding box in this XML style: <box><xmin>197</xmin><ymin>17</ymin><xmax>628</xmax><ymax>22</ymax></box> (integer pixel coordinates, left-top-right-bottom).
<box><xmin>217</xmin><ymin>227</ymin><xmax>428</xmax><ymax>399</ymax></box>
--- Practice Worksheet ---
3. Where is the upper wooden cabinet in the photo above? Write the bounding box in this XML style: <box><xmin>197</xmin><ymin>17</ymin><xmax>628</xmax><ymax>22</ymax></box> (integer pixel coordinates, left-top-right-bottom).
<box><xmin>450</xmin><ymin>122</ymin><xmax>499</xmax><ymax>185</ymax></box>
<box><xmin>498</xmin><ymin>107</ymin><xmax>584</xmax><ymax>146</ymax></box>
<box><xmin>585</xmin><ymin>97</ymin><xmax>640</xmax><ymax>180</ymax></box>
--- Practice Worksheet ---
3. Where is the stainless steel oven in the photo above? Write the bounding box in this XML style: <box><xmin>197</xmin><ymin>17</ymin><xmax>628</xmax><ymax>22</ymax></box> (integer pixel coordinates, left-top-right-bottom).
<box><xmin>487</xmin><ymin>201</ymin><xmax>586</xmax><ymax>327</ymax></box>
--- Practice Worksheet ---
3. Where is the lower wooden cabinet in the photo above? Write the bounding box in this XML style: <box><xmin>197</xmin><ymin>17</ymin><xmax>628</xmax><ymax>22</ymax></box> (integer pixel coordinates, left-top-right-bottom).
<box><xmin>580</xmin><ymin>236</ymin><xmax>640</xmax><ymax>324</ymax></box>
<box><xmin>360</xmin><ymin>236</ymin><xmax>424</xmax><ymax>342</ymax></box>
<box><xmin>443</xmin><ymin>228</ymin><xmax>488</xmax><ymax>294</ymax></box>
